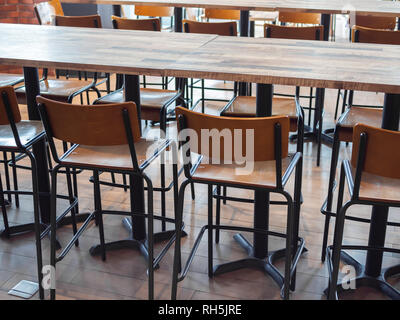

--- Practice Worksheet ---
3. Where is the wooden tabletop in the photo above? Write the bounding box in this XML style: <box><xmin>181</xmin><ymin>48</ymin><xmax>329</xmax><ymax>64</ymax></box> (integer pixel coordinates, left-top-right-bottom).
<box><xmin>166</xmin><ymin>36</ymin><xmax>400</xmax><ymax>94</ymax></box>
<box><xmin>0</xmin><ymin>23</ymin><xmax>216</xmax><ymax>76</ymax></box>
<box><xmin>1</xmin><ymin>23</ymin><xmax>400</xmax><ymax>94</ymax></box>
<box><xmin>61</xmin><ymin>0</ymin><xmax>400</xmax><ymax>16</ymax></box>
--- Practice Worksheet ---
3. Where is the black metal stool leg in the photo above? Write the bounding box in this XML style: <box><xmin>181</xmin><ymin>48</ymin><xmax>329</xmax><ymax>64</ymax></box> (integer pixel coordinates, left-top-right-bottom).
<box><xmin>0</xmin><ymin>174</ymin><xmax>10</xmax><ymax>238</ymax></box>
<box><xmin>223</xmin><ymin>185</ymin><xmax>227</xmax><ymax>204</ymax></box>
<box><xmin>215</xmin><ymin>185</ymin><xmax>221</xmax><ymax>244</ymax></box>
<box><xmin>93</xmin><ymin>170</ymin><xmax>106</xmax><ymax>262</ymax></box>
<box><xmin>208</xmin><ymin>184</ymin><xmax>213</xmax><ymax>278</ymax></box>
<box><xmin>50</xmin><ymin>166</ymin><xmax>58</xmax><ymax>300</ymax></box>
<box><xmin>11</xmin><ymin>152</ymin><xmax>19</xmax><ymax>208</ymax></box>
<box><xmin>321</xmin><ymin>128</ymin><xmax>341</xmax><ymax>262</ymax></box>
<box><xmin>28</xmin><ymin>153</ymin><xmax>44</xmax><ymax>300</ymax></box>
<box><xmin>2</xmin><ymin>152</ymin><xmax>11</xmax><ymax>203</ymax></box>
<box><xmin>65</xmin><ymin>167</ymin><xmax>79</xmax><ymax>247</ymax></box>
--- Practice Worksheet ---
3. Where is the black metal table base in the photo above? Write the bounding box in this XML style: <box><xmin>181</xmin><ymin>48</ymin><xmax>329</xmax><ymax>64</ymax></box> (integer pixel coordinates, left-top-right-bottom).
<box><xmin>89</xmin><ymin>217</ymin><xmax>187</xmax><ymax>265</ymax></box>
<box><xmin>327</xmin><ymin>251</ymin><xmax>400</xmax><ymax>300</ymax></box>
<box><xmin>213</xmin><ymin>233</ymin><xmax>305</xmax><ymax>290</ymax></box>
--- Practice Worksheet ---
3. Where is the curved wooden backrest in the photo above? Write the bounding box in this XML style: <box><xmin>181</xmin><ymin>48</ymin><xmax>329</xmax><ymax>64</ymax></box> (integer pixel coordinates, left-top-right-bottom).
<box><xmin>34</xmin><ymin>0</ymin><xmax>64</xmax><ymax>25</ymax></box>
<box><xmin>55</xmin><ymin>14</ymin><xmax>102</xmax><ymax>28</ymax></box>
<box><xmin>36</xmin><ymin>96</ymin><xmax>141</xmax><ymax>146</ymax></box>
<box><xmin>0</xmin><ymin>86</ymin><xmax>21</xmax><ymax>125</ymax></box>
<box><xmin>204</xmin><ymin>9</ymin><xmax>240</xmax><ymax>20</ymax></box>
<box><xmin>352</xmin><ymin>124</ymin><xmax>400</xmax><ymax>179</ymax></box>
<box><xmin>278</xmin><ymin>12</ymin><xmax>321</xmax><ymax>24</ymax></box>
<box><xmin>354</xmin><ymin>14</ymin><xmax>396</xmax><ymax>30</ymax></box>
<box><xmin>134</xmin><ymin>5</ymin><xmax>174</xmax><ymax>17</ymax></box>
<box><xmin>183</xmin><ymin>19</ymin><xmax>237</xmax><ymax>36</ymax></box>
<box><xmin>352</xmin><ymin>25</ymin><xmax>400</xmax><ymax>45</ymax></box>
<box><xmin>264</xmin><ymin>23</ymin><xmax>323</xmax><ymax>40</ymax></box>
<box><xmin>112</xmin><ymin>16</ymin><xmax>161</xmax><ymax>31</ymax></box>
<box><xmin>175</xmin><ymin>107</ymin><xmax>289</xmax><ymax>161</ymax></box>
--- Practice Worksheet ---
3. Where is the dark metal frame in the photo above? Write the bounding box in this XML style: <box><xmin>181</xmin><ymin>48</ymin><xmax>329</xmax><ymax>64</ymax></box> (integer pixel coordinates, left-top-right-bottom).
<box><xmin>171</xmin><ymin>105</ymin><xmax>305</xmax><ymax>300</ymax></box>
<box><xmin>327</xmin><ymin>133</ymin><xmax>400</xmax><ymax>300</ymax></box>
<box><xmin>38</xmin><ymin>100</ymin><xmax>181</xmax><ymax>300</ymax></box>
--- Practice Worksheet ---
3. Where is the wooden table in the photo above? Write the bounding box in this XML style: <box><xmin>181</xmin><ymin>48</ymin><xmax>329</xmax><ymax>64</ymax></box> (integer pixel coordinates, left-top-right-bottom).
<box><xmin>2</xmin><ymin>23</ymin><xmax>400</xmax><ymax>298</ymax></box>
<box><xmin>166</xmin><ymin>35</ymin><xmax>400</xmax><ymax>299</ymax></box>
<box><xmin>0</xmin><ymin>23</ymin><xmax>216</xmax><ymax>259</ymax></box>
<box><xmin>62</xmin><ymin>0</ymin><xmax>400</xmax><ymax>40</ymax></box>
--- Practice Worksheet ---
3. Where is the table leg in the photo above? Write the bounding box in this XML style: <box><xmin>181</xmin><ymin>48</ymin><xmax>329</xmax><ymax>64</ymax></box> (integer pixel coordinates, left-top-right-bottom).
<box><xmin>321</xmin><ymin>14</ymin><xmax>331</xmax><ymax>41</ymax></box>
<box><xmin>213</xmin><ymin>83</ymin><xmax>306</xmax><ymax>290</ymax></box>
<box><xmin>112</xmin><ymin>5</ymin><xmax>121</xmax><ymax>17</ymax></box>
<box><xmin>174</xmin><ymin>7</ymin><xmax>183</xmax><ymax>33</ymax></box>
<box><xmin>328</xmin><ymin>93</ymin><xmax>400</xmax><ymax>299</ymax></box>
<box><xmin>238</xmin><ymin>10</ymin><xmax>250</xmax><ymax>96</ymax></box>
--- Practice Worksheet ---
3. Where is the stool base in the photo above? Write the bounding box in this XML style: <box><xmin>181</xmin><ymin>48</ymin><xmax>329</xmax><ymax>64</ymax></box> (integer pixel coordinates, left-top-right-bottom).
<box><xmin>326</xmin><ymin>251</ymin><xmax>400</xmax><ymax>300</ymax></box>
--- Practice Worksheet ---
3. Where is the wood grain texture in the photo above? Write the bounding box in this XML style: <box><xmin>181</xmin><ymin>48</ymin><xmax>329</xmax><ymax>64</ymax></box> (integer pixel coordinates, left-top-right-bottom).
<box><xmin>166</xmin><ymin>35</ymin><xmax>400</xmax><ymax>94</ymax></box>
<box><xmin>60</xmin><ymin>0</ymin><xmax>400</xmax><ymax>17</ymax></box>
<box><xmin>1</xmin><ymin>24</ymin><xmax>400</xmax><ymax>93</ymax></box>
<box><xmin>0</xmin><ymin>23</ymin><xmax>216</xmax><ymax>77</ymax></box>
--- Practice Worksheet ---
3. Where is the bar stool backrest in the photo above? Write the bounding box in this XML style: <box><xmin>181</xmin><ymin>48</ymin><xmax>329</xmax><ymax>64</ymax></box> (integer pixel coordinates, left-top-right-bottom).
<box><xmin>352</xmin><ymin>25</ymin><xmax>400</xmax><ymax>45</ymax></box>
<box><xmin>354</xmin><ymin>15</ymin><xmax>396</xmax><ymax>30</ymax></box>
<box><xmin>352</xmin><ymin>124</ymin><xmax>400</xmax><ymax>179</ymax></box>
<box><xmin>264</xmin><ymin>23</ymin><xmax>323</xmax><ymax>40</ymax></box>
<box><xmin>183</xmin><ymin>19</ymin><xmax>237</xmax><ymax>36</ymax></box>
<box><xmin>278</xmin><ymin>12</ymin><xmax>321</xmax><ymax>25</ymax></box>
<box><xmin>204</xmin><ymin>9</ymin><xmax>240</xmax><ymax>21</ymax></box>
<box><xmin>34</xmin><ymin>0</ymin><xmax>64</xmax><ymax>25</ymax></box>
<box><xmin>0</xmin><ymin>86</ymin><xmax>21</xmax><ymax>125</ymax></box>
<box><xmin>134</xmin><ymin>6</ymin><xmax>174</xmax><ymax>18</ymax></box>
<box><xmin>112</xmin><ymin>16</ymin><xmax>161</xmax><ymax>31</ymax></box>
<box><xmin>55</xmin><ymin>14</ymin><xmax>102</xmax><ymax>28</ymax></box>
<box><xmin>175</xmin><ymin>106</ymin><xmax>289</xmax><ymax>163</ymax></box>
<box><xmin>36</xmin><ymin>96</ymin><xmax>141</xmax><ymax>147</ymax></box>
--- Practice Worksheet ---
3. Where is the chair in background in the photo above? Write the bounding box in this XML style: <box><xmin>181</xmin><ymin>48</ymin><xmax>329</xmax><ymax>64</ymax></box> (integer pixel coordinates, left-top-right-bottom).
<box><xmin>111</xmin><ymin>15</ymin><xmax>169</xmax><ymax>90</ymax></box>
<box><xmin>37</xmin><ymin>96</ymin><xmax>177</xmax><ymax>300</ymax></box>
<box><xmin>34</xmin><ymin>0</ymin><xmax>64</xmax><ymax>25</ymax></box>
<box><xmin>320</xmin><ymin>26</ymin><xmax>400</xmax><ymax>261</ymax></box>
<box><xmin>183</xmin><ymin>19</ymin><xmax>238</xmax><ymax>112</ymax></box>
<box><xmin>335</xmin><ymin>15</ymin><xmax>398</xmax><ymax>119</ymax></box>
<box><xmin>0</xmin><ymin>74</ymin><xmax>24</xmax><ymax>206</ymax></box>
<box><xmin>327</xmin><ymin>124</ymin><xmax>400</xmax><ymax>300</ymax></box>
<box><xmin>171</xmin><ymin>106</ymin><xmax>304</xmax><ymax>300</ymax></box>
<box><xmin>220</xmin><ymin>24</ymin><xmax>323</xmax><ymax>164</ymax></box>
<box><xmin>135</xmin><ymin>5</ymin><xmax>174</xmax><ymax>30</ymax></box>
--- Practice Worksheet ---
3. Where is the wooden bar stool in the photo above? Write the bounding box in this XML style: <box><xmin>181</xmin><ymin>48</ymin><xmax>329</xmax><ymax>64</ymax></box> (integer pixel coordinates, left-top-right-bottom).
<box><xmin>0</xmin><ymin>86</ymin><xmax>47</xmax><ymax>299</ymax></box>
<box><xmin>220</xmin><ymin>24</ymin><xmax>323</xmax><ymax>164</ymax></box>
<box><xmin>183</xmin><ymin>20</ymin><xmax>238</xmax><ymax>111</ymax></box>
<box><xmin>0</xmin><ymin>74</ymin><xmax>24</xmax><ymax>206</ymax></box>
<box><xmin>327</xmin><ymin>124</ymin><xmax>400</xmax><ymax>300</ymax></box>
<box><xmin>111</xmin><ymin>15</ymin><xmax>169</xmax><ymax>90</ymax></box>
<box><xmin>15</xmin><ymin>13</ymin><xmax>103</xmax><ymax>105</ymax></box>
<box><xmin>335</xmin><ymin>15</ymin><xmax>398</xmax><ymax>118</ymax></box>
<box><xmin>134</xmin><ymin>5</ymin><xmax>174</xmax><ymax>30</ymax></box>
<box><xmin>320</xmin><ymin>26</ymin><xmax>400</xmax><ymax>262</ymax></box>
<box><xmin>37</xmin><ymin>96</ymin><xmax>176</xmax><ymax>300</ymax></box>
<box><xmin>171</xmin><ymin>107</ymin><xmax>305</xmax><ymax>300</ymax></box>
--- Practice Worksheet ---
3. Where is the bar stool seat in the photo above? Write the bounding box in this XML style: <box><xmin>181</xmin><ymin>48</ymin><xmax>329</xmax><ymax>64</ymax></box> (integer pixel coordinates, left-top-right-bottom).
<box><xmin>0</xmin><ymin>120</ymin><xmax>44</xmax><ymax>149</ymax></box>
<box><xmin>221</xmin><ymin>96</ymin><xmax>298</xmax><ymax>131</ymax></box>
<box><xmin>61</xmin><ymin>139</ymin><xmax>169</xmax><ymax>170</ymax></box>
<box><xmin>0</xmin><ymin>74</ymin><xmax>24</xmax><ymax>86</ymax></box>
<box><xmin>193</xmin><ymin>156</ymin><xmax>292</xmax><ymax>189</ymax></box>
<box><xmin>337</xmin><ymin>107</ymin><xmax>382</xmax><ymax>142</ymax></box>
<box><xmin>95</xmin><ymin>88</ymin><xmax>180</xmax><ymax>121</ymax></box>
<box><xmin>15</xmin><ymin>79</ymin><xmax>93</xmax><ymax>104</ymax></box>
<box><xmin>348</xmin><ymin>166</ymin><xmax>400</xmax><ymax>204</ymax></box>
